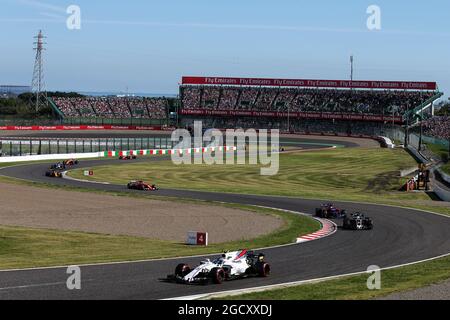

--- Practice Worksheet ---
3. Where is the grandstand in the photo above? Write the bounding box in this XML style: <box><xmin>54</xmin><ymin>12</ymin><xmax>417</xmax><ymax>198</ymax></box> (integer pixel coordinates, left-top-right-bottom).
<box><xmin>48</xmin><ymin>76</ymin><xmax>443</xmax><ymax>134</ymax></box>
<box><xmin>179</xmin><ymin>76</ymin><xmax>443</xmax><ymax>133</ymax></box>
<box><xmin>423</xmin><ymin>116</ymin><xmax>450</xmax><ymax>140</ymax></box>
<box><xmin>51</xmin><ymin>96</ymin><xmax>169</xmax><ymax>124</ymax></box>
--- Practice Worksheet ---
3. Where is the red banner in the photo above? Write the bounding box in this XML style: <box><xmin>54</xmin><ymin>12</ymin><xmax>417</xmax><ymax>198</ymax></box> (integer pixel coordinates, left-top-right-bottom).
<box><xmin>179</xmin><ymin>109</ymin><xmax>403</xmax><ymax>124</ymax></box>
<box><xmin>182</xmin><ymin>76</ymin><xmax>437</xmax><ymax>91</ymax></box>
<box><xmin>0</xmin><ymin>125</ymin><xmax>174</xmax><ymax>131</ymax></box>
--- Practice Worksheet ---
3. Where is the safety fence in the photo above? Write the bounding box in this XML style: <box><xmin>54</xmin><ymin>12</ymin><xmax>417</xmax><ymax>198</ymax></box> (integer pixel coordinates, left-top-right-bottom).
<box><xmin>0</xmin><ymin>137</ymin><xmax>176</xmax><ymax>157</ymax></box>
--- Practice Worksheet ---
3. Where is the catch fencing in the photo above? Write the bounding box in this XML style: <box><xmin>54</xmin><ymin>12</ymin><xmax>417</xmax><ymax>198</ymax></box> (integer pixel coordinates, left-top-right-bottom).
<box><xmin>0</xmin><ymin>137</ymin><xmax>175</xmax><ymax>157</ymax></box>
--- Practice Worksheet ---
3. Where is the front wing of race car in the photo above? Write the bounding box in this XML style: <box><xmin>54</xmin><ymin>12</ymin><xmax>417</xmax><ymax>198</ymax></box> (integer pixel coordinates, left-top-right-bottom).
<box><xmin>343</xmin><ymin>218</ymin><xmax>373</xmax><ymax>230</ymax></box>
<box><xmin>165</xmin><ymin>272</ymin><xmax>211</xmax><ymax>285</ymax></box>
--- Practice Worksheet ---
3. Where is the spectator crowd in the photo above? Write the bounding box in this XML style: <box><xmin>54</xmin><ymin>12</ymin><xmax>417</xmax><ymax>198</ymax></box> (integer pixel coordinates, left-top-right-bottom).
<box><xmin>423</xmin><ymin>116</ymin><xmax>450</xmax><ymax>139</ymax></box>
<box><xmin>181</xmin><ymin>85</ymin><xmax>436</xmax><ymax>116</ymax></box>
<box><xmin>53</xmin><ymin>97</ymin><xmax>168</xmax><ymax>120</ymax></box>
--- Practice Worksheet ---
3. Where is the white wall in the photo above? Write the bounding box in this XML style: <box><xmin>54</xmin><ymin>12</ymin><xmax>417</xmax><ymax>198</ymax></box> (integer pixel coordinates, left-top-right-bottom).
<box><xmin>0</xmin><ymin>152</ymin><xmax>104</xmax><ymax>163</ymax></box>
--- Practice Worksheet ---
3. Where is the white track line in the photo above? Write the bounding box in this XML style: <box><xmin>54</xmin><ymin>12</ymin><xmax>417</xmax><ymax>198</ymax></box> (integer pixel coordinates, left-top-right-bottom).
<box><xmin>61</xmin><ymin>171</ymin><xmax>111</xmax><ymax>185</ymax></box>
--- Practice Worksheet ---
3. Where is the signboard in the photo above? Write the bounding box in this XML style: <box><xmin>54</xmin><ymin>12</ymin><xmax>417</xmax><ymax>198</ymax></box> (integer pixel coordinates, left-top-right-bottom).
<box><xmin>179</xmin><ymin>109</ymin><xmax>404</xmax><ymax>124</ymax></box>
<box><xmin>182</xmin><ymin>76</ymin><xmax>437</xmax><ymax>91</ymax></box>
<box><xmin>0</xmin><ymin>125</ymin><xmax>174</xmax><ymax>131</ymax></box>
<box><xmin>83</xmin><ymin>170</ymin><xmax>94</xmax><ymax>176</ymax></box>
<box><xmin>187</xmin><ymin>231</ymin><xmax>208</xmax><ymax>246</ymax></box>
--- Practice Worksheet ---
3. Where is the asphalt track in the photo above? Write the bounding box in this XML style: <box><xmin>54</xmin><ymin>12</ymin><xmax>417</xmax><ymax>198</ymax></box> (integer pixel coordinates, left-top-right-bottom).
<box><xmin>0</xmin><ymin>139</ymin><xmax>449</xmax><ymax>300</ymax></box>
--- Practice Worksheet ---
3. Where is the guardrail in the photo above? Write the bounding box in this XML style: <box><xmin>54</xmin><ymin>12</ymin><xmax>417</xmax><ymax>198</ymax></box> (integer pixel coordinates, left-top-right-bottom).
<box><xmin>406</xmin><ymin>146</ymin><xmax>430</xmax><ymax>164</ymax></box>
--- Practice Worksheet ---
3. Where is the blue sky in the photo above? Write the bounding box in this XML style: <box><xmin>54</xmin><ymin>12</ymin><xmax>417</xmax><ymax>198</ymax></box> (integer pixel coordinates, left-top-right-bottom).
<box><xmin>1</xmin><ymin>0</ymin><xmax>449</xmax><ymax>97</ymax></box>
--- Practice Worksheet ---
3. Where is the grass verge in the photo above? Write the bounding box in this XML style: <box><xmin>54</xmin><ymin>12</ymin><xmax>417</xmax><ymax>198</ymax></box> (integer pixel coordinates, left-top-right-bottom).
<box><xmin>67</xmin><ymin>148</ymin><xmax>450</xmax><ymax>217</ymax></box>
<box><xmin>0</xmin><ymin>205</ymin><xmax>319</xmax><ymax>270</ymax></box>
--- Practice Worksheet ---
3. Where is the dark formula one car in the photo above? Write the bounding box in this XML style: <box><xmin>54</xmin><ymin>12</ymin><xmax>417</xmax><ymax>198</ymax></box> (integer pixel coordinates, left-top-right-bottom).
<box><xmin>166</xmin><ymin>250</ymin><xmax>270</xmax><ymax>284</ymax></box>
<box><xmin>45</xmin><ymin>170</ymin><xmax>63</xmax><ymax>178</ymax></box>
<box><xmin>127</xmin><ymin>180</ymin><xmax>158</xmax><ymax>191</ymax></box>
<box><xmin>50</xmin><ymin>159</ymin><xmax>78</xmax><ymax>170</ymax></box>
<box><xmin>50</xmin><ymin>162</ymin><xmax>65</xmax><ymax>170</ymax></box>
<box><xmin>315</xmin><ymin>203</ymin><xmax>346</xmax><ymax>219</ymax></box>
<box><xmin>119</xmin><ymin>155</ymin><xmax>137</xmax><ymax>160</ymax></box>
<box><xmin>342</xmin><ymin>212</ymin><xmax>373</xmax><ymax>230</ymax></box>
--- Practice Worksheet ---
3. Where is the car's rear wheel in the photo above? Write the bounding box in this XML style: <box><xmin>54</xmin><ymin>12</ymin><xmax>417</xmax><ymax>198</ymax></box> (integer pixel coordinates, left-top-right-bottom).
<box><xmin>211</xmin><ymin>267</ymin><xmax>225</xmax><ymax>284</ymax></box>
<box><xmin>258</xmin><ymin>263</ymin><xmax>270</xmax><ymax>277</ymax></box>
<box><xmin>175</xmin><ymin>263</ymin><xmax>191</xmax><ymax>277</ymax></box>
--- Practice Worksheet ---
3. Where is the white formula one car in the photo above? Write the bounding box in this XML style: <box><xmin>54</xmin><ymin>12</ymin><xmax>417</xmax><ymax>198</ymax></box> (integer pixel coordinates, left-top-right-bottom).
<box><xmin>166</xmin><ymin>249</ymin><xmax>270</xmax><ymax>284</ymax></box>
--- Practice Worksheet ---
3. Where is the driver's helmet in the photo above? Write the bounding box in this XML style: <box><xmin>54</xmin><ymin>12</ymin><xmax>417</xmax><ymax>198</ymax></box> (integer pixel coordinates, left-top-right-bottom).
<box><xmin>215</xmin><ymin>256</ymin><xmax>225</xmax><ymax>264</ymax></box>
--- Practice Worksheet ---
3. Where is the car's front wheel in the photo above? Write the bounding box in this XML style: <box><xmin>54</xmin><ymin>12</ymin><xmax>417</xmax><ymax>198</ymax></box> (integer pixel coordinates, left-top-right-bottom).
<box><xmin>175</xmin><ymin>263</ymin><xmax>191</xmax><ymax>278</ymax></box>
<box><xmin>211</xmin><ymin>267</ymin><xmax>225</xmax><ymax>284</ymax></box>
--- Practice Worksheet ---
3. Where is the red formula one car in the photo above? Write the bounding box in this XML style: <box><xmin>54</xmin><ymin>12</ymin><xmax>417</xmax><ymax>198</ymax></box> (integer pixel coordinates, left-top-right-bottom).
<box><xmin>127</xmin><ymin>180</ymin><xmax>158</xmax><ymax>191</ymax></box>
<box><xmin>315</xmin><ymin>203</ymin><xmax>347</xmax><ymax>219</ymax></box>
<box><xmin>119</xmin><ymin>155</ymin><xmax>137</xmax><ymax>160</ymax></box>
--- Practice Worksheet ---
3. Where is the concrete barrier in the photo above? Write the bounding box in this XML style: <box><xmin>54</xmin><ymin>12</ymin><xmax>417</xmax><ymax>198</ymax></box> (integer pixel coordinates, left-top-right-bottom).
<box><xmin>400</xmin><ymin>167</ymin><xmax>418</xmax><ymax>177</ymax></box>
<box><xmin>434</xmin><ymin>183</ymin><xmax>450</xmax><ymax>202</ymax></box>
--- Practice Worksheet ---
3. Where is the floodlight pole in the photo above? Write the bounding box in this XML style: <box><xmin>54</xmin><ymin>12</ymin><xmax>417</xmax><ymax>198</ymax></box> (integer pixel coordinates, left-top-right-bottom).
<box><xmin>350</xmin><ymin>55</ymin><xmax>354</xmax><ymax>84</ymax></box>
